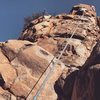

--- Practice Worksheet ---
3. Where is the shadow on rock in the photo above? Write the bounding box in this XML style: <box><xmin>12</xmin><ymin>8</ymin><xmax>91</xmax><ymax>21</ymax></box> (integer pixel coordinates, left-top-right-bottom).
<box><xmin>54</xmin><ymin>69</ymin><xmax>78</xmax><ymax>100</ymax></box>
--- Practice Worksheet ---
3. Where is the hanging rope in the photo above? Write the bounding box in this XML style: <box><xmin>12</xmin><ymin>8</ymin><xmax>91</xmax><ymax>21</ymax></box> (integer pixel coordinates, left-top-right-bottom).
<box><xmin>25</xmin><ymin>56</ymin><xmax>56</xmax><ymax>99</ymax></box>
<box><xmin>33</xmin><ymin>23</ymin><xmax>78</xmax><ymax>100</ymax></box>
<box><xmin>26</xmin><ymin>14</ymin><xmax>84</xmax><ymax>100</ymax></box>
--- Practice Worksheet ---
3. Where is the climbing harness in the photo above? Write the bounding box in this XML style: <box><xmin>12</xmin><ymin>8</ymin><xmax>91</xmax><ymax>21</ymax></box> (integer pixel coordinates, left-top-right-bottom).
<box><xmin>25</xmin><ymin>14</ymin><xmax>84</xmax><ymax>100</ymax></box>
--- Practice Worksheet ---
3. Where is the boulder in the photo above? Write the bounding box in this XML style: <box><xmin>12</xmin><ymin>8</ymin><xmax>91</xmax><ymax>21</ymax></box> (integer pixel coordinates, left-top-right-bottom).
<box><xmin>0</xmin><ymin>40</ymin><xmax>66</xmax><ymax>99</ymax></box>
<box><xmin>1</xmin><ymin>40</ymin><xmax>33</xmax><ymax>61</ymax></box>
<box><xmin>70</xmin><ymin>4</ymin><xmax>96</xmax><ymax>17</ymax></box>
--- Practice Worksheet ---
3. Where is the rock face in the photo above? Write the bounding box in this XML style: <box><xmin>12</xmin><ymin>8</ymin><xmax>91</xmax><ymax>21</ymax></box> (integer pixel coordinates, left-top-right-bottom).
<box><xmin>54</xmin><ymin>67</ymin><xmax>79</xmax><ymax>100</ymax></box>
<box><xmin>71</xmin><ymin>41</ymin><xmax>100</xmax><ymax>100</ymax></box>
<box><xmin>19</xmin><ymin>4</ymin><xmax>98</xmax><ymax>42</ymax></box>
<box><xmin>19</xmin><ymin>3</ymin><xmax>99</xmax><ymax>68</ymax></box>
<box><xmin>0</xmin><ymin>40</ymin><xmax>66</xmax><ymax>100</ymax></box>
<box><xmin>70</xmin><ymin>4</ymin><xmax>96</xmax><ymax>17</ymax></box>
<box><xmin>0</xmin><ymin>3</ymin><xmax>100</xmax><ymax>100</ymax></box>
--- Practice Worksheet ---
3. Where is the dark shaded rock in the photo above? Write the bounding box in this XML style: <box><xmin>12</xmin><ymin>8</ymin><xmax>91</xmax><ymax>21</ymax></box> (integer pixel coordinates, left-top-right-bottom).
<box><xmin>83</xmin><ymin>40</ymin><xmax>100</xmax><ymax>68</ymax></box>
<box><xmin>71</xmin><ymin>64</ymin><xmax>100</xmax><ymax>100</ymax></box>
<box><xmin>71</xmin><ymin>41</ymin><xmax>100</xmax><ymax>100</ymax></box>
<box><xmin>54</xmin><ymin>68</ymin><xmax>79</xmax><ymax>100</ymax></box>
<box><xmin>70</xmin><ymin>4</ymin><xmax>96</xmax><ymax>17</ymax></box>
<box><xmin>97</xmin><ymin>16</ymin><xmax>100</xmax><ymax>28</ymax></box>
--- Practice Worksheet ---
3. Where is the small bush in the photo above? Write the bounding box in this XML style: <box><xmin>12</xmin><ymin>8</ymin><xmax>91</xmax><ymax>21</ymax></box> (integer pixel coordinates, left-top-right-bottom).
<box><xmin>23</xmin><ymin>10</ymin><xmax>47</xmax><ymax>30</ymax></box>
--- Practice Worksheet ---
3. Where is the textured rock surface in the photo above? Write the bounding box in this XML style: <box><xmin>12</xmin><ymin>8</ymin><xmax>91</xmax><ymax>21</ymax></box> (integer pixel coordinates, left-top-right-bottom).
<box><xmin>0</xmin><ymin>3</ymin><xmax>100</xmax><ymax>100</ymax></box>
<box><xmin>19</xmin><ymin>3</ymin><xmax>98</xmax><ymax>41</ymax></box>
<box><xmin>54</xmin><ymin>67</ymin><xmax>79</xmax><ymax>100</ymax></box>
<box><xmin>19</xmin><ymin>3</ymin><xmax>99</xmax><ymax>68</ymax></box>
<box><xmin>38</xmin><ymin>38</ymin><xmax>90</xmax><ymax>67</ymax></box>
<box><xmin>0</xmin><ymin>40</ymin><xmax>66</xmax><ymax>99</ymax></box>
<box><xmin>71</xmin><ymin>41</ymin><xmax>100</xmax><ymax>100</ymax></box>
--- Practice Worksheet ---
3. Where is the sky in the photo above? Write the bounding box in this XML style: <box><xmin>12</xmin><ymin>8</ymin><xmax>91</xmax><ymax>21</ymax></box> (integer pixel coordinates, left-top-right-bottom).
<box><xmin>0</xmin><ymin>0</ymin><xmax>100</xmax><ymax>42</ymax></box>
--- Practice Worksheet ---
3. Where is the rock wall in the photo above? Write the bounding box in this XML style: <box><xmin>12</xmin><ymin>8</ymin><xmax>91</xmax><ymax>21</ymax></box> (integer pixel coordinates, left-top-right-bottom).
<box><xmin>71</xmin><ymin>41</ymin><xmax>100</xmax><ymax>100</ymax></box>
<box><xmin>0</xmin><ymin>4</ymin><xmax>100</xmax><ymax>100</ymax></box>
<box><xmin>19</xmin><ymin>4</ymin><xmax>99</xmax><ymax>68</ymax></box>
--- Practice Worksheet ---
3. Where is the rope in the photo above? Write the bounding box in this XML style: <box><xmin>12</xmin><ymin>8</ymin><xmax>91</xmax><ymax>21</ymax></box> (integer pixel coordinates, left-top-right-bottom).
<box><xmin>26</xmin><ymin>15</ymin><xmax>84</xmax><ymax>100</ymax></box>
<box><xmin>33</xmin><ymin>24</ymin><xmax>79</xmax><ymax>100</ymax></box>
<box><xmin>25</xmin><ymin>56</ymin><xmax>56</xmax><ymax>99</ymax></box>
